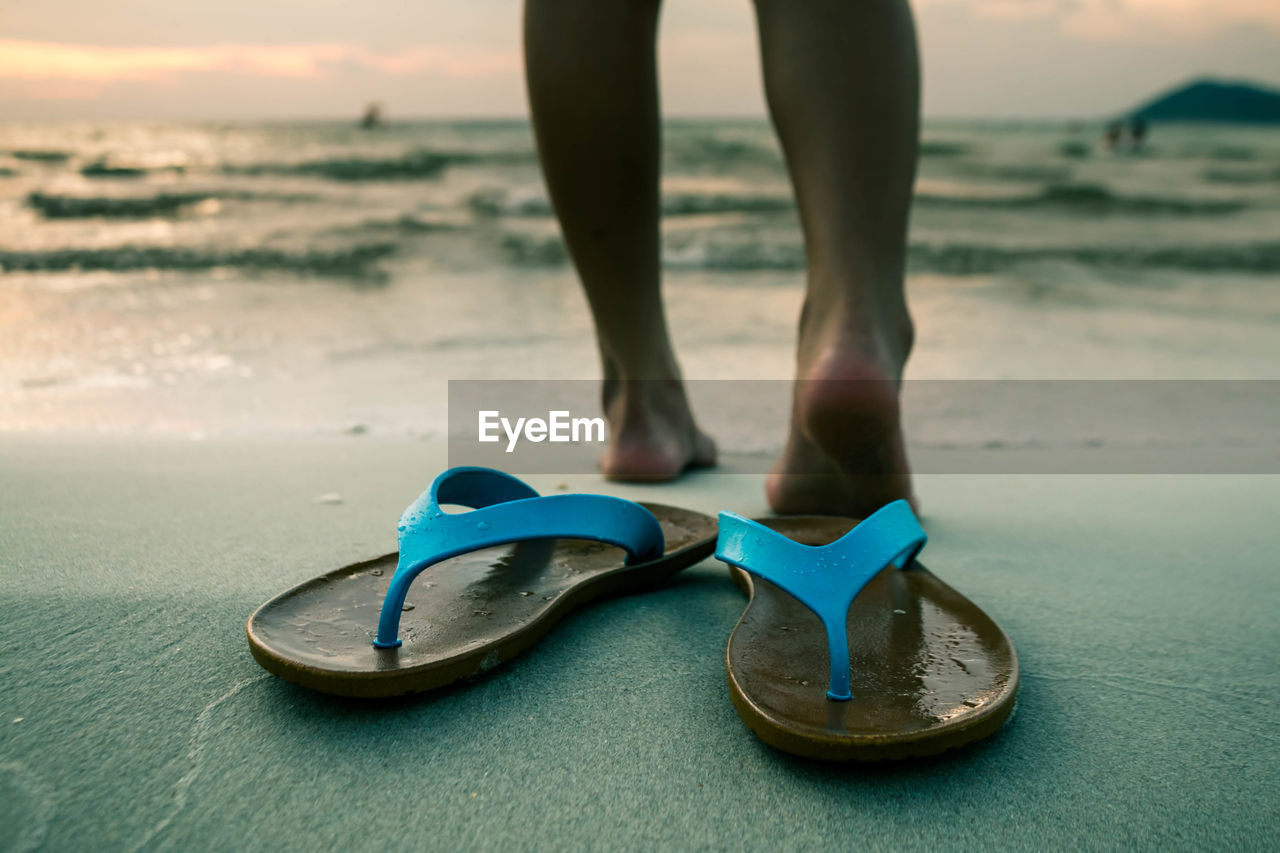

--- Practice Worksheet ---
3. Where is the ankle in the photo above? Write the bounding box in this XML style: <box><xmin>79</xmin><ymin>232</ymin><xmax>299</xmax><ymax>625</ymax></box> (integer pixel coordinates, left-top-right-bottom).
<box><xmin>603</xmin><ymin>375</ymin><xmax>690</xmax><ymax>425</ymax></box>
<box><xmin>600</xmin><ymin>344</ymin><xmax>682</xmax><ymax>381</ymax></box>
<box><xmin>601</xmin><ymin>348</ymin><xmax>685</xmax><ymax>414</ymax></box>
<box><xmin>798</xmin><ymin>300</ymin><xmax>913</xmax><ymax>383</ymax></box>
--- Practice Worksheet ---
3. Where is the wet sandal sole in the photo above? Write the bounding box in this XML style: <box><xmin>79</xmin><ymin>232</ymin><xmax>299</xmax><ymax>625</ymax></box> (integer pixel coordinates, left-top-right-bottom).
<box><xmin>726</xmin><ymin>516</ymin><xmax>1019</xmax><ymax>762</ymax></box>
<box><xmin>248</xmin><ymin>502</ymin><xmax>716</xmax><ymax>698</ymax></box>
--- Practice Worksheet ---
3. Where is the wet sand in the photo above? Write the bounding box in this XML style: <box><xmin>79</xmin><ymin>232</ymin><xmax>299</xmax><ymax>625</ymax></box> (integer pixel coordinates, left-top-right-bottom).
<box><xmin>1</xmin><ymin>434</ymin><xmax>1276</xmax><ymax>849</ymax></box>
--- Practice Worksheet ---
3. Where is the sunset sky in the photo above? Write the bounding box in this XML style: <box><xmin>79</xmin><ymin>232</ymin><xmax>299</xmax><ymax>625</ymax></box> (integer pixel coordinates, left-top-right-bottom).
<box><xmin>2</xmin><ymin>0</ymin><xmax>1278</xmax><ymax>120</ymax></box>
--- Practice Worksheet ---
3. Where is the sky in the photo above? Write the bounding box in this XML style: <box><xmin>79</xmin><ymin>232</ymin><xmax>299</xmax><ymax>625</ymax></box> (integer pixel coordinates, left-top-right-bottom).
<box><xmin>1</xmin><ymin>0</ymin><xmax>1278</xmax><ymax>120</ymax></box>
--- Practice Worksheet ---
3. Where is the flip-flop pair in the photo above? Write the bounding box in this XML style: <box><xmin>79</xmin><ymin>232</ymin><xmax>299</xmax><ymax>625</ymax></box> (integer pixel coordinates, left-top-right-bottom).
<box><xmin>248</xmin><ymin>467</ymin><xmax>1018</xmax><ymax>761</ymax></box>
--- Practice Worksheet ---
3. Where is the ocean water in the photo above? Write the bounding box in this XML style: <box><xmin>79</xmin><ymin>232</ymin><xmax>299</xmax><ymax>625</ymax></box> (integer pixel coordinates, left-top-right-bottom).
<box><xmin>1</xmin><ymin>119</ymin><xmax>1278</xmax><ymax>439</ymax></box>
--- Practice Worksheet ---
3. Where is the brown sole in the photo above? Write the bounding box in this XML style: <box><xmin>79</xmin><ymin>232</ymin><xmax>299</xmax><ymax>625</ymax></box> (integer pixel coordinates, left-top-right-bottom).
<box><xmin>725</xmin><ymin>516</ymin><xmax>1019</xmax><ymax>762</ymax></box>
<box><xmin>248</xmin><ymin>502</ymin><xmax>716</xmax><ymax>698</ymax></box>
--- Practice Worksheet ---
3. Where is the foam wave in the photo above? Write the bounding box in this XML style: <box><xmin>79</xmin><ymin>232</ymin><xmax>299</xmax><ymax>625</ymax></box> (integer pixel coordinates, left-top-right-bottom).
<box><xmin>0</xmin><ymin>242</ymin><xmax>395</xmax><ymax>277</ymax></box>
<box><xmin>664</xmin><ymin>242</ymin><xmax>804</xmax><ymax>271</ymax></box>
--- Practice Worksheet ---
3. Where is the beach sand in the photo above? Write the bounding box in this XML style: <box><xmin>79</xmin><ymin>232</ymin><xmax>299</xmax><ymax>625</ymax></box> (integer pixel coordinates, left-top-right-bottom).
<box><xmin>2</xmin><ymin>433</ymin><xmax>1276</xmax><ymax>850</ymax></box>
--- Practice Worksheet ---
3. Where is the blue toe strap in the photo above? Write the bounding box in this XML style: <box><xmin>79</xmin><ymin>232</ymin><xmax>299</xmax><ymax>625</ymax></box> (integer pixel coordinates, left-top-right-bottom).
<box><xmin>374</xmin><ymin>467</ymin><xmax>665</xmax><ymax>649</ymax></box>
<box><xmin>715</xmin><ymin>500</ymin><xmax>926</xmax><ymax>701</ymax></box>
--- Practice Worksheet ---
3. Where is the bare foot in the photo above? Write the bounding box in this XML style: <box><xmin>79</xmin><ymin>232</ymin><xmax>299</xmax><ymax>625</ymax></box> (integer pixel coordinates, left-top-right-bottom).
<box><xmin>766</xmin><ymin>306</ymin><xmax>916</xmax><ymax>517</ymax></box>
<box><xmin>599</xmin><ymin>378</ymin><xmax>717</xmax><ymax>482</ymax></box>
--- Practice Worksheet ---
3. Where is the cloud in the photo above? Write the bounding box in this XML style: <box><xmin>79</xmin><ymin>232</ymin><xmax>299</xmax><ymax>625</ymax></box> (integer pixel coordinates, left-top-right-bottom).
<box><xmin>359</xmin><ymin>46</ymin><xmax>517</xmax><ymax>77</ymax></box>
<box><xmin>920</xmin><ymin>0</ymin><xmax>1280</xmax><ymax>40</ymax></box>
<box><xmin>0</xmin><ymin>39</ymin><xmax>518</xmax><ymax>83</ymax></box>
<box><xmin>1062</xmin><ymin>0</ymin><xmax>1280</xmax><ymax>40</ymax></box>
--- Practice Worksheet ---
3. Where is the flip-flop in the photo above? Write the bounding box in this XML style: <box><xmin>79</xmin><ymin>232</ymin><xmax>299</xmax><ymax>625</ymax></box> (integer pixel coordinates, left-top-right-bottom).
<box><xmin>248</xmin><ymin>467</ymin><xmax>717</xmax><ymax>698</ymax></box>
<box><xmin>715</xmin><ymin>502</ymin><xmax>1019</xmax><ymax>761</ymax></box>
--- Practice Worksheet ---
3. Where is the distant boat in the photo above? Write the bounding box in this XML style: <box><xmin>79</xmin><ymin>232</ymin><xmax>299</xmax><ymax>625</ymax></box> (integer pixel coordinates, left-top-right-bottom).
<box><xmin>360</xmin><ymin>102</ymin><xmax>386</xmax><ymax>130</ymax></box>
<box><xmin>1126</xmin><ymin>78</ymin><xmax>1280</xmax><ymax>124</ymax></box>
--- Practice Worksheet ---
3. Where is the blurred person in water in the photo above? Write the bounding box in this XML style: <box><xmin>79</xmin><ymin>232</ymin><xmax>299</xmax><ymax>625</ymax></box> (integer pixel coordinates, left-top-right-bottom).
<box><xmin>525</xmin><ymin>0</ymin><xmax>917</xmax><ymax>515</ymax></box>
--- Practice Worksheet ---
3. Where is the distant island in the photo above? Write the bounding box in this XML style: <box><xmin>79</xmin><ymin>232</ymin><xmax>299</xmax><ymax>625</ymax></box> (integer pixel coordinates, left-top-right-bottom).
<box><xmin>1128</xmin><ymin>78</ymin><xmax>1280</xmax><ymax>124</ymax></box>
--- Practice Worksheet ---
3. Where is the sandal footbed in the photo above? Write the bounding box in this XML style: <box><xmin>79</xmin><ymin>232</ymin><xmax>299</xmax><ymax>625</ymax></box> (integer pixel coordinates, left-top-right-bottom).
<box><xmin>248</xmin><ymin>502</ymin><xmax>716</xmax><ymax>698</ymax></box>
<box><xmin>727</xmin><ymin>516</ymin><xmax>1019</xmax><ymax>761</ymax></box>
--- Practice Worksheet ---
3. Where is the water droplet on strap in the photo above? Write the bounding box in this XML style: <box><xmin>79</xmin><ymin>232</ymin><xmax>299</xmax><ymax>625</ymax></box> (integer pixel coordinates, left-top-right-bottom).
<box><xmin>370</xmin><ymin>569</ymin><xmax>383</xmax><ymax>576</ymax></box>
<box><xmin>402</xmin><ymin>604</ymin><xmax>415</xmax><ymax>612</ymax></box>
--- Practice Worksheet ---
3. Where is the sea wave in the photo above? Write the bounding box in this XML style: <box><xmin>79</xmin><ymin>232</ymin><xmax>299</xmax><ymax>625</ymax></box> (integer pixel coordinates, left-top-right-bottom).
<box><xmin>1185</xmin><ymin>144</ymin><xmax>1259</xmax><ymax>162</ymax></box>
<box><xmin>917</xmin><ymin>182</ymin><xmax>1246</xmax><ymax>216</ymax></box>
<box><xmin>25</xmin><ymin>190</ymin><xmax>323</xmax><ymax>219</ymax></box>
<box><xmin>226</xmin><ymin>150</ymin><xmax>460</xmax><ymax>181</ymax></box>
<box><xmin>0</xmin><ymin>242</ymin><xmax>396</xmax><ymax>277</ymax></box>
<box><xmin>952</xmin><ymin>162</ymin><xmax>1076</xmax><ymax>183</ymax></box>
<box><xmin>27</xmin><ymin>191</ymin><xmax>212</xmax><ymax>219</ymax></box>
<box><xmin>224</xmin><ymin>147</ymin><xmax>535</xmax><ymax>182</ymax></box>
<box><xmin>472</xmin><ymin>181</ymin><xmax>1242</xmax><ymax>220</ymax></box>
<box><xmin>1057</xmin><ymin>140</ymin><xmax>1093</xmax><ymax>159</ymax></box>
<box><xmin>80</xmin><ymin>160</ymin><xmax>150</xmax><ymax>179</ymax></box>
<box><xmin>665</xmin><ymin>242</ymin><xmax>804</xmax><ymax>271</ymax></box>
<box><xmin>663</xmin><ymin>192</ymin><xmax>795</xmax><ymax>216</ymax></box>
<box><xmin>664</xmin><ymin>239</ymin><xmax>1280</xmax><ymax>274</ymax></box>
<box><xmin>1059</xmin><ymin>141</ymin><xmax>1267</xmax><ymax>162</ymax></box>
<box><xmin>665</xmin><ymin>135</ymin><xmax>782</xmax><ymax>171</ymax></box>
<box><xmin>329</xmin><ymin>212</ymin><xmax>468</xmax><ymax>236</ymax></box>
<box><xmin>908</xmin><ymin>241</ymin><xmax>1280</xmax><ymax>275</ymax></box>
<box><xmin>498</xmin><ymin>231</ymin><xmax>1280</xmax><ymax>274</ymax></box>
<box><xmin>919</xmin><ymin>141</ymin><xmax>971</xmax><ymax>157</ymax></box>
<box><xmin>1202</xmin><ymin>167</ymin><xmax>1280</xmax><ymax>185</ymax></box>
<box><xmin>468</xmin><ymin>188</ymin><xmax>552</xmax><ymax>218</ymax></box>
<box><xmin>663</xmin><ymin>134</ymin><xmax>965</xmax><ymax>171</ymax></box>
<box><xmin>500</xmin><ymin>234</ymin><xmax>568</xmax><ymax>267</ymax></box>
<box><xmin>469</xmin><ymin>187</ymin><xmax>796</xmax><ymax>219</ymax></box>
<box><xmin>9</xmin><ymin>150</ymin><xmax>70</xmax><ymax>163</ymax></box>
